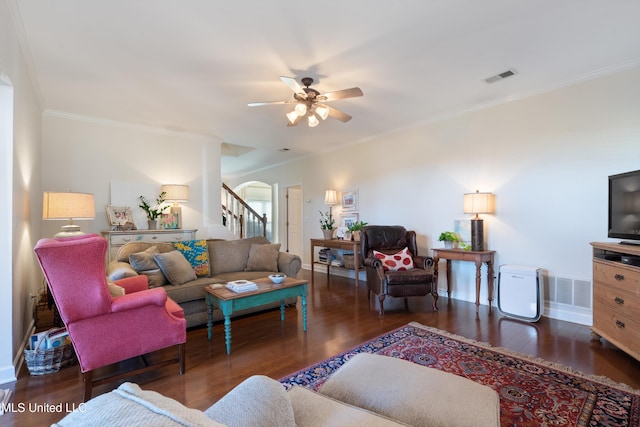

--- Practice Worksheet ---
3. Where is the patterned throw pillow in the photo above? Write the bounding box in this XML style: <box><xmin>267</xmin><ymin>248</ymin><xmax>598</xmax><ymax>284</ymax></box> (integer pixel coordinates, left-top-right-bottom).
<box><xmin>173</xmin><ymin>240</ymin><xmax>210</xmax><ymax>277</ymax></box>
<box><xmin>373</xmin><ymin>247</ymin><xmax>415</xmax><ymax>271</ymax></box>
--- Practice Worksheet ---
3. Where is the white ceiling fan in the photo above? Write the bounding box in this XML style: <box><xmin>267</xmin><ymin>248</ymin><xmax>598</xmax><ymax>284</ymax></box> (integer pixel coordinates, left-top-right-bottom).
<box><xmin>248</xmin><ymin>76</ymin><xmax>363</xmax><ymax>127</ymax></box>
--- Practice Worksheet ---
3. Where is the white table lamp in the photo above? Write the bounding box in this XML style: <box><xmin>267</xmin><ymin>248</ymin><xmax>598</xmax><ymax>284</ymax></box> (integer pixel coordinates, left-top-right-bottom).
<box><xmin>43</xmin><ymin>191</ymin><xmax>95</xmax><ymax>237</ymax></box>
<box><xmin>161</xmin><ymin>184</ymin><xmax>190</xmax><ymax>229</ymax></box>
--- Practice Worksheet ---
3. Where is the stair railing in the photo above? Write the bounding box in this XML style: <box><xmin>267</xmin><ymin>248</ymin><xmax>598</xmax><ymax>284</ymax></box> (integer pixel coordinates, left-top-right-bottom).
<box><xmin>221</xmin><ymin>183</ymin><xmax>267</xmax><ymax>239</ymax></box>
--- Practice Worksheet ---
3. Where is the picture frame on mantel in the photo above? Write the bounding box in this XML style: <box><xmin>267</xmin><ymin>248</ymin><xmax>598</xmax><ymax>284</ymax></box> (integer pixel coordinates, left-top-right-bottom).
<box><xmin>341</xmin><ymin>190</ymin><xmax>358</xmax><ymax>211</ymax></box>
<box><xmin>106</xmin><ymin>206</ymin><xmax>137</xmax><ymax>230</ymax></box>
<box><xmin>160</xmin><ymin>213</ymin><xmax>179</xmax><ymax>229</ymax></box>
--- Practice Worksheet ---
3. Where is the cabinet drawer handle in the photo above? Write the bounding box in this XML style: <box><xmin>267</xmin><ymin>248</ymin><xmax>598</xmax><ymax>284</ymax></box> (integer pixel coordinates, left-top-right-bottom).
<box><xmin>614</xmin><ymin>274</ymin><xmax>624</xmax><ymax>281</ymax></box>
<box><xmin>152</xmin><ymin>236</ymin><xmax>157</xmax><ymax>240</ymax></box>
<box><xmin>614</xmin><ymin>297</ymin><xmax>624</xmax><ymax>305</ymax></box>
<box><xmin>615</xmin><ymin>320</ymin><xmax>625</xmax><ymax>328</ymax></box>
<box><xmin>123</xmin><ymin>238</ymin><xmax>131</xmax><ymax>242</ymax></box>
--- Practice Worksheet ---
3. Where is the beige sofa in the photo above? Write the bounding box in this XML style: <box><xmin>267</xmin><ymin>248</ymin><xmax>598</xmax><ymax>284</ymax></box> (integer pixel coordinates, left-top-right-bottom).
<box><xmin>105</xmin><ymin>236</ymin><xmax>302</xmax><ymax>328</ymax></box>
<box><xmin>53</xmin><ymin>353</ymin><xmax>501</xmax><ymax>427</ymax></box>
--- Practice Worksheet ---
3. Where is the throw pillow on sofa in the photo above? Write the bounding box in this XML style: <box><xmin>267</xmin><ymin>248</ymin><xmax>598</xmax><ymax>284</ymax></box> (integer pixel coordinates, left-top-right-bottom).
<box><xmin>245</xmin><ymin>243</ymin><xmax>281</xmax><ymax>272</ymax></box>
<box><xmin>373</xmin><ymin>247</ymin><xmax>415</xmax><ymax>271</ymax></box>
<box><xmin>207</xmin><ymin>236</ymin><xmax>270</xmax><ymax>276</ymax></box>
<box><xmin>154</xmin><ymin>250</ymin><xmax>197</xmax><ymax>286</ymax></box>
<box><xmin>129</xmin><ymin>246</ymin><xmax>168</xmax><ymax>287</ymax></box>
<box><xmin>173</xmin><ymin>239</ymin><xmax>210</xmax><ymax>277</ymax></box>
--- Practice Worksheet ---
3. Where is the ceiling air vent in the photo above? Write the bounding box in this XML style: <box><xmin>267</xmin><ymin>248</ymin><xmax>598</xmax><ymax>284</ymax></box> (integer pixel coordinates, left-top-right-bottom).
<box><xmin>485</xmin><ymin>69</ymin><xmax>517</xmax><ymax>84</ymax></box>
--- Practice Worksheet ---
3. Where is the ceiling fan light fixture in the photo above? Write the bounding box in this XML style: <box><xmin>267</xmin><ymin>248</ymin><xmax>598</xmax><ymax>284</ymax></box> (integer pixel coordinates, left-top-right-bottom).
<box><xmin>294</xmin><ymin>103</ymin><xmax>307</xmax><ymax>116</ymax></box>
<box><xmin>308</xmin><ymin>114</ymin><xmax>320</xmax><ymax>127</ymax></box>
<box><xmin>286</xmin><ymin>111</ymin><xmax>299</xmax><ymax>124</ymax></box>
<box><xmin>315</xmin><ymin>105</ymin><xmax>329</xmax><ymax>120</ymax></box>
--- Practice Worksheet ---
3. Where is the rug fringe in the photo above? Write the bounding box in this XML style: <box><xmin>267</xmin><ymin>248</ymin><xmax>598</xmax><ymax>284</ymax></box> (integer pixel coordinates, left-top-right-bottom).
<box><xmin>408</xmin><ymin>321</ymin><xmax>640</xmax><ymax>394</ymax></box>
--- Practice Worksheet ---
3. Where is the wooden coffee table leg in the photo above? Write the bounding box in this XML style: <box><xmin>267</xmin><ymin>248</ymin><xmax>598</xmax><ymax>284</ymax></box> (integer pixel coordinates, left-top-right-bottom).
<box><xmin>302</xmin><ymin>286</ymin><xmax>308</xmax><ymax>331</ymax></box>
<box><xmin>220</xmin><ymin>301</ymin><xmax>233</xmax><ymax>354</ymax></box>
<box><xmin>206</xmin><ymin>294</ymin><xmax>213</xmax><ymax>340</ymax></box>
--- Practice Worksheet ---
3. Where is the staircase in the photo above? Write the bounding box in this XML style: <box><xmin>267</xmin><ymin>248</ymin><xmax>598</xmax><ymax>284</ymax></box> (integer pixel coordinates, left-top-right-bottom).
<box><xmin>221</xmin><ymin>183</ymin><xmax>267</xmax><ymax>239</ymax></box>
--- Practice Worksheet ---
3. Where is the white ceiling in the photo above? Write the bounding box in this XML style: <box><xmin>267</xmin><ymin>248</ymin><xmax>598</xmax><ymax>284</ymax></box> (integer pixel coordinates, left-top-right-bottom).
<box><xmin>11</xmin><ymin>0</ymin><xmax>640</xmax><ymax>177</ymax></box>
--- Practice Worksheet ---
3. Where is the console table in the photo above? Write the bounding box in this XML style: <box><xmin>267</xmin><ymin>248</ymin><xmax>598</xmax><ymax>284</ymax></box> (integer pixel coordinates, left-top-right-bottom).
<box><xmin>102</xmin><ymin>229</ymin><xmax>197</xmax><ymax>262</ymax></box>
<box><xmin>310</xmin><ymin>238</ymin><xmax>361</xmax><ymax>286</ymax></box>
<box><xmin>431</xmin><ymin>248</ymin><xmax>496</xmax><ymax>310</ymax></box>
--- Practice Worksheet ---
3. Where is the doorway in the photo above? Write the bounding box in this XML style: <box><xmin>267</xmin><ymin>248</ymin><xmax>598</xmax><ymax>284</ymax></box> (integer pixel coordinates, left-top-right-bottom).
<box><xmin>285</xmin><ymin>185</ymin><xmax>303</xmax><ymax>258</ymax></box>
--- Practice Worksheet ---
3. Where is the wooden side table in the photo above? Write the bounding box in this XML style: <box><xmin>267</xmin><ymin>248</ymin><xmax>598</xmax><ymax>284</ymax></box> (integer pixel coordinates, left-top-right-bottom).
<box><xmin>431</xmin><ymin>248</ymin><xmax>496</xmax><ymax>310</ymax></box>
<box><xmin>310</xmin><ymin>238</ymin><xmax>361</xmax><ymax>286</ymax></box>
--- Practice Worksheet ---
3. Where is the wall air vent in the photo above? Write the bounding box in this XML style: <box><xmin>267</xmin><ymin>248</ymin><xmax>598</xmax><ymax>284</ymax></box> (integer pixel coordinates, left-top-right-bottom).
<box><xmin>485</xmin><ymin>69</ymin><xmax>518</xmax><ymax>84</ymax></box>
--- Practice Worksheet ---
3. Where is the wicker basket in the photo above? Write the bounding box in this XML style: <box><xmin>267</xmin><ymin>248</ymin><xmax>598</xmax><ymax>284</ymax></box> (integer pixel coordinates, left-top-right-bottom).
<box><xmin>343</xmin><ymin>254</ymin><xmax>355</xmax><ymax>269</ymax></box>
<box><xmin>24</xmin><ymin>342</ymin><xmax>77</xmax><ymax>375</ymax></box>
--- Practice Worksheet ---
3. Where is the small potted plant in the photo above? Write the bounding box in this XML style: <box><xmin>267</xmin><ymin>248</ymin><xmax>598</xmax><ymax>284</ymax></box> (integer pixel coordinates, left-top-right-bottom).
<box><xmin>319</xmin><ymin>211</ymin><xmax>335</xmax><ymax>239</ymax></box>
<box><xmin>438</xmin><ymin>231</ymin><xmax>461</xmax><ymax>249</ymax></box>
<box><xmin>138</xmin><ymin>192</ymin><xmax>167</xmax><ymax>230</ymax></box>
<box><xmin>347</xmin><ymin>220</ymin><xmax>368</xmax><ymax>241</ymax></box>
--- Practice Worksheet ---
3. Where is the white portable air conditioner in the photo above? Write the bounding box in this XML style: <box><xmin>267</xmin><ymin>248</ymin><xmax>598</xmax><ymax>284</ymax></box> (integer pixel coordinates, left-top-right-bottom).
<box><xmin>497</xmin><ymin>265</ymin><xmax>543</xmax><ymax>322</ymax></box>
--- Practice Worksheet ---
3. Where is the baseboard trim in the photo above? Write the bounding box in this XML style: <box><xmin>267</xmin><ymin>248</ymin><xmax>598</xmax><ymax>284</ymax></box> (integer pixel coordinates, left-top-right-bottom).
<box><xmin>0</xmin><ymin>319</ymin><xmax>37</xmax><ymax>385</ymax></box>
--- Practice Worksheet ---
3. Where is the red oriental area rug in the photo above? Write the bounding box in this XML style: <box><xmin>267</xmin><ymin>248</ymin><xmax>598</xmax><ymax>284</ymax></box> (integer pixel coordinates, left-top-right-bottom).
<box><xmin>279</xmin><ymin>322</ymin><xmax>640</xmax><ymax>427</ymax></box>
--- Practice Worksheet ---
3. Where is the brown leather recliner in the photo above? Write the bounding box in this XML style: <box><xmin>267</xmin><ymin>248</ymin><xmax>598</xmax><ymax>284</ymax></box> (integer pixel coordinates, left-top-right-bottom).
<box><xmin>361</xmin><ymin>225</ymin><xmax>438</xmax><ymax>316</ymax></box>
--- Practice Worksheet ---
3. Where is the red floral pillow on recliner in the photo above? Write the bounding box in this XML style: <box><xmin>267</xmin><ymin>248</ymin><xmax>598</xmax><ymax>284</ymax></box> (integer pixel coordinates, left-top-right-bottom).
<box><xmin>373</xmin><ymin>247</ymin><xmax>415</xmax><ymax>271</ymax></box>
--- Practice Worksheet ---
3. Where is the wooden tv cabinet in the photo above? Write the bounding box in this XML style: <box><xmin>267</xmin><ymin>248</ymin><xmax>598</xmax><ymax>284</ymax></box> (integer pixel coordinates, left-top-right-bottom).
<box><xmin>590</xmin><ymin>242</ymin><xmax>640</xmax><ymax>361</ymax></box>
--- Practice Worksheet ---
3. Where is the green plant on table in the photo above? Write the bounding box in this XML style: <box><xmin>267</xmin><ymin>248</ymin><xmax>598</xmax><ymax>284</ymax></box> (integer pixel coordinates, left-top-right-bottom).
<box><xmin>438</xmin><ymin>231</ymin><xmax>461</xmax><ymax>242</ymax></box>
<box><xmin>347</xmin><ymin>220</ymin><xmax>368</xmax><ymax>232</ymax></box>
<box><xmin>138</xmin><ymin>192</ymin><xmax>167</xmax><ymax>220</ymax></box>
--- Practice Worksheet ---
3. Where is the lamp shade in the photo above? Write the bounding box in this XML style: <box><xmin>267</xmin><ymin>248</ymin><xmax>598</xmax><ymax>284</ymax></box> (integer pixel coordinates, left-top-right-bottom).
<box><xmin>308</xmin><ymin>114</ymin><xmax>320</xmax><ymax>127</ymax></box>
<box><xmin>463</xmin><ymin>191</ymin><xmax>495</xmax><ymax>215</ymax></box>
<box><xmin>161</xmin><ymin>184</ymin><xmax>190</xmax><ymax>202</ymax></box>
<box><xmin>43</xmin><ymin>192</ymin><xmax>95</xmax><ymax>220</ymax></box>
<box><xmin>324</xmin><ymin>190</ymin><xmax>339</xmax><ymax>206</ymax></box>
<box><xmin>315</xmin><ymin>105</ymin><xmax>330</xmax><ymax>120</ymax></box>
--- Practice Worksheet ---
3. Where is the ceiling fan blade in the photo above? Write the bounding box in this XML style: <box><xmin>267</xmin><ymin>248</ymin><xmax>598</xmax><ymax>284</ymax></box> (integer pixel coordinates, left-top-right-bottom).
<box><xmin>325</xmin><ymin>105</ymin><xmax>352</xmax><ymax>123</ymax></box>
<box><xmin>248</xmin><ymin>100</ymin><xmax>287</xmax><ymax>107</ymax></box>
<box><xmin>280</xmin><ymin>76</ymin><xmax>308</xmax><ymax>100</ymax></box>
<box><xmin>248</xmin><ymin>99</ymin><xmax>299</xmax><ymax>107</ymax></box>
<box><xmin>319</xmin><ymin>87</ymin><xmax>363</xmax><ymax>102</ymax></box>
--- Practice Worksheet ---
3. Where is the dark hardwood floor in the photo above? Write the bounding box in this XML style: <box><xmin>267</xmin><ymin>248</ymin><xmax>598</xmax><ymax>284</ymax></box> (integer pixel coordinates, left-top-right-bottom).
<box><xmin>5</xmin><ymin>270</ymin><xmax>640</xmax><ymax>425</ymax></box>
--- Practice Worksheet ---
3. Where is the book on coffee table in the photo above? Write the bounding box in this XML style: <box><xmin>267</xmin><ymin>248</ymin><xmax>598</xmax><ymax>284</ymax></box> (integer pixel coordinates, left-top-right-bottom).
<box><xmin>225</xmin><ymin>280</ymin><xmax>258</xmax><ymax>293</ymax></box>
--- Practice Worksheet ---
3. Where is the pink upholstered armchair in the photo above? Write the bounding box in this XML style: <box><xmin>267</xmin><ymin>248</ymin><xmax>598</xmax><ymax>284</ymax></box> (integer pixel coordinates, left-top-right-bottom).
<box><xmin>34</xmin><ymin>234</ymin><xmax>186</xmax><ymax>401</ymax></box>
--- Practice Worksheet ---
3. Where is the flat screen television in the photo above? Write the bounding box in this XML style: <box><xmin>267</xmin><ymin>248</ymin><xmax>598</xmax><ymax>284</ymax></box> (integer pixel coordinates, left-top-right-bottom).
<box><xmin>609</xmin><ymin>169</ymin><xmax>640</xmax><ymax>243</ymax></box>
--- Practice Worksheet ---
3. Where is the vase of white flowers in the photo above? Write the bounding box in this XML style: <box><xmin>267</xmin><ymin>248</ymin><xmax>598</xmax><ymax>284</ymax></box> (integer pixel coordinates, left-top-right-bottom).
<box><xmin>319</xmin><ymin>211</ymin><xmax>335</xmax><ymax>240</ymax></box>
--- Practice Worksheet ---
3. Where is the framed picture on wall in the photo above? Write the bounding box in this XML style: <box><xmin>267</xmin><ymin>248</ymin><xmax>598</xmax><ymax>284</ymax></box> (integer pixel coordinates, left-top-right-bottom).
<box><xmin>341</xmin><ymin>213</ymin><xmax>359</xmax><ymax>229</ymax></box>
<box><xmin>106</xmin><ymin>206</ymin><xmax>137</xmax><ymax>230</ymax></box>
<box><xmin>341</xmin><ymin>190</ymin><xmax>358</xmax><ymax>211</ymax></box>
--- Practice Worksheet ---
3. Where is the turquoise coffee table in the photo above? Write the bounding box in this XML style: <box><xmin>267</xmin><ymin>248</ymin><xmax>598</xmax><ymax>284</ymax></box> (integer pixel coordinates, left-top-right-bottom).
<box><xmin>205</xmin><ymin>277</ymin><xmax>308</xmax><ymax>354</ymax></box>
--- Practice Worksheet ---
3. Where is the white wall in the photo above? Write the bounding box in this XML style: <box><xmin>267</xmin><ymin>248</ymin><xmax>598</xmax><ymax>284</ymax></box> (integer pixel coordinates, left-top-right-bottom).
<box><xmin>1</xmin><ymin>0</ymin><xmax>44</xmax><ymax>384</ymax></box>
<box><xmin>41</xmin><ymin>113</ymin><xmax>224</xmax><ymax>239</ymax></box>
<box><xmin>227</xmin><ymin>66</ymin><xmax>640</xmax><ymax>324</ymax></box>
